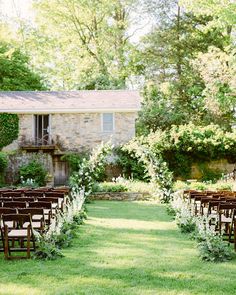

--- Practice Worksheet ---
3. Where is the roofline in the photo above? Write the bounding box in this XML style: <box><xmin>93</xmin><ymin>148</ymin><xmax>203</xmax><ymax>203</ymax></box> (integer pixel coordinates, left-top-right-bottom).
<box><xmin>0</xmin><ymin>108</ymin><xmax>140</xmax><ymax>114</ymax></box>
<box><xmin>0</xmin><ymin>90</ymin><xmax>139</xmax><ymax>94</ymax></box>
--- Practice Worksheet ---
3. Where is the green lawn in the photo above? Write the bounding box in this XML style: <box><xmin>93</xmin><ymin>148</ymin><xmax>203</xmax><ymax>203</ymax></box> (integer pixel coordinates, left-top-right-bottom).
<box><xmin>0</xmin><ymin>201</ymin><xmax>236</xmax><ymax>295</ymax></box>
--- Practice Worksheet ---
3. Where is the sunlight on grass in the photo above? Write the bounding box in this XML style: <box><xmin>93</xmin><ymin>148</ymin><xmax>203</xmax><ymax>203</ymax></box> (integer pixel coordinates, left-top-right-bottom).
<box><xmin>87</xmin><ymin>217</ymin><xmax>174</xmax><ymax>230</ymax></box>
<box><xmin>0</xmin><ymin>201</ymin><xmax>236</xmax><ymax>295</ymax></box>
<box><xmin>0</xmin><ymin>284</ymin><xmax>41</xmax><ymax>295</ymax></box>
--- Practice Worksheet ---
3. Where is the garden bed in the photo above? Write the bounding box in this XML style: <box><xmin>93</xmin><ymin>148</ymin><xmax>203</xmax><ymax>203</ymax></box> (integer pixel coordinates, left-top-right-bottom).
<box><xmin>89</xmin><ymin>191</ymin><xmax>151</xmax><ymax>201</ymax></box>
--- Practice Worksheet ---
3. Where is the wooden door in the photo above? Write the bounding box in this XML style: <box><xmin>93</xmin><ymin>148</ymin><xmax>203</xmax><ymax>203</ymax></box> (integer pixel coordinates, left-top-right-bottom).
<box><xmin>53</xmin><ymin>159</ymin><xmax>69</xmax><ymax>186</ymax></box>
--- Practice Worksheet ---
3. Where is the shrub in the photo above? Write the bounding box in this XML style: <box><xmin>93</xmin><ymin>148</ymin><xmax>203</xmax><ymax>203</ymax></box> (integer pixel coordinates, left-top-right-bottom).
<box><xmin>69</xmin><ymin>141</ymin><xmax>112</xmax><ymax>199</ymax></box>
<box><xmin>197</xmin><ymin>235</ymin><xmax>233</xmax><ymax>262</ymax></box>
<box><xmin>115</xmin><ymin>147</ymin><xmax>148</xmax><ymax>181</ymax></box>
<box><xmin>54</xmin><ymin>222</ymin><xmax>78</xmax><ymax>248</ymax></box>
<box><xmin>212</xmin><ymin>181</ymin><xmax>233</xmax><ymax>191</ymax></box>
<box><xmin>0</xmin><ymin>152</ymin><xmax>8</xmax><ymax>185</ymax></box>
<box><xmin>173</xmin><ymin>180</ymin><xmax>190</xmax><ymax>191</ymax></box>
<box><xmin>62</xmin><ymin>152</ymin><xmax>88</xmax><ymax>173</ymax></box>
<box><xmin>33</xmin><ymin>234</ymin><xmax>64</xmax><ymax>261</ymax></box>
<box><xmin>93</xmin><ymin>182</ymin><xmax>128</xmax><ymax>193</ymax></box>
<box><xmin>146</xmin><ymin>123</ymin><xmax>236</xmax><ymax>179</ymax></box>
<box><xmin>0</xmin><ymin>113</ymin><xmax>19</xmax><ymax>149</ymax></box>
<box><xmin>176</xmin><ymin>210</ymin><xmax>196</xmax><ymax>233</ymax></box>
<box><xmin>123</xmin><ymin>139</ymin><xmax>173</xmax><ymax>203</ymax></box>
<box><xmin>19</xmin><ymin>160</ymin><xmax>47</xmax><ymax>186</ymax></box>
<box><xmin>188</xmin><ymin>182</ymin><xmax>207</xmax><ymax>191</ymax></box>
<box><xmin>0</xmin><ymin>152</ymin><xmax>8</xmax><ymax>172</ymax></box>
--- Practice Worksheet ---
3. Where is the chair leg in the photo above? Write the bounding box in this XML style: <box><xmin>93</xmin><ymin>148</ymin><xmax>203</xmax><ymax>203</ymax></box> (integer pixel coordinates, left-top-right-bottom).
<box><xmin>234</xmin><ymin>221</ymin><xmax>236</xmax><ymax>252</ymax></box>
<box><xmin>27</xmin><ymin>227</ymin><xmax>31</xmax><ymax>259</ymax></box>
<box><xmin>4</xmin><ymin>229</ymin><xmax>9</xmax><ymax>260</ymax></box>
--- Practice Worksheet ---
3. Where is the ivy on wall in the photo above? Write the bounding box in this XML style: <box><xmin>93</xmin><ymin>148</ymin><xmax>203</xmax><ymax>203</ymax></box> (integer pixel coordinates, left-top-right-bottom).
<box><xmin>0</xmin><ymin>113</ymin><xmax>19</xmax><ymax>150</ymax></box>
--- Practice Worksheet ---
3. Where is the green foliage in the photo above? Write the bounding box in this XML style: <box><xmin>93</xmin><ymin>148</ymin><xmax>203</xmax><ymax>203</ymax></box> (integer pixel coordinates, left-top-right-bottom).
<box><xmin>0</xmin><ymin>113</ymin><xmax>19</xmax><ymax>149</ymax></box>
<box><xmin>188</xmin><ymin>182</ymin><xmax>207</xmax><ymax>191</ymax></box>
<box><xmin>19</xmin><ymin>160</ymin><xmax>47</xmax><ymax>186</ymax></box>
<box><xmin>70</xmin><ymin>142</ymin><xmax>113</xmax><ymax>199</ymax></box>
<box><xmin>198</xmin><ymin>163</ymin><xmax>223</xmax><ymax>182</ymax></box>
<box><xmin>138</xmin><ymin>3</ymin><xmax>231</xmax><ymax>132</ymax></box>
<box><xmin>123</xmin><ymin>139</ymin><xmax>173</xmax><ymax>203</ymax></box>
<box><xmin>26</xmin><ymin>0</ymin><xmax>138</xmax><ymax>90</ymax></box>
<box><xmin>33</xmin><ymin>236</ymin><xmax>64</xmax><ymax>260</ymax></box>
<box><xmin>115</xmin><ymin>147</ymin><xmax>148</xmax><ymax>181</ymax></box>
<box><xmin>0</xmin><ymin>152</ymin><xmax>8</xmax><ymax>185</ymax></box>
<box><xmin>145</xmin><ymin>123</ymin><xmax>236</xmax><ymax>179</ymax></box>
<box><xmin>73</xmin><ymin>207</ymin><xmax>88</xmax><ymax>225</ymax></box>
<box><xmin>54</xmin><ymin>222</ymin><xmax>78</xmax><ymax>248</ymax></box>
<box><xmin>197</xmin><ymin>235</ymin><xmax>233</xmax><ymax>263</ymax></box>
<box><xmin>0</xmin><ymin>42</ymin><xmax>45</xmax><ymax>91</ymax></box>
<box><xmin>93</xmin><ymin>182</ymin><xmax>128</xmax><ymax>193</ymax></box>
<box><xmin>0</xmin><ymin>152</ymin><xmax>8</xmax><ymax>173</ymax></box>
<box><xmin>62</xmin><ymin>152</ymin><xmax>88</xmax><ymax>173</ymax></box>
<box><xmin>213</xmin><ymin>181</ymin><xmax>233</xmax><ymax>191</ymax></box>
<box><xmin>173</xmin><ymin>180</ymin><xmax>234</xmax><ymax>192</ymax></box>
<box><xmin>175</xmin><ymin>204</ymin><xmax>196</xmax><ymax>234</ymax></box>
<box><xmin>172</xmin><ymin>192</ymin><xmax>234</xmax><ymax>263</ymax></box>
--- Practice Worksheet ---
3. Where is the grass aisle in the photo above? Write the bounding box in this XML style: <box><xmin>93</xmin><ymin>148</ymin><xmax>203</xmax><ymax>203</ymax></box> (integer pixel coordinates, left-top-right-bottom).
<box><xmin>0</xmin><ymin>201</ymin><xmax>236</xmax><ymax>295</ymax></box>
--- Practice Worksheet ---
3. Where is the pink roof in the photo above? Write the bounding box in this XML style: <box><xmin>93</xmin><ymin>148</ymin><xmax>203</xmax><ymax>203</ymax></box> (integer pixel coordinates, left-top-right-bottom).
<box><xmin>0</xmin><ymin>90</ymin><xmax>141</xmax><ymax>113</ymax></box>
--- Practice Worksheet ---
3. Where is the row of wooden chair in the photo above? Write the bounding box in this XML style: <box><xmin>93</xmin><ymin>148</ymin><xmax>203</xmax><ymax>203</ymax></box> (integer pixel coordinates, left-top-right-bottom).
<box><xmin>184</xmin><ymin>190</ymin><xmax>236</xmax><ymax>250</ymax></box>
<box><xmin>0</xmin><ymin>187</ymin><xmax>70</xmax><ymax>259</ymax></box>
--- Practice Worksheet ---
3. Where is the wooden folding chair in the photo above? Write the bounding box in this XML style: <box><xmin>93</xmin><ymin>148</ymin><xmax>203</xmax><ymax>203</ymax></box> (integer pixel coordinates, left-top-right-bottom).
<box><xmin>0</xmin><ymin>208</ymin><xmax>17</xmax><ymax>252</ymax></box>
<box><xmin>38</xmin><ymin>196</ymin><xmax>64</xmax><ymax>211</ymax></box>
<box><xmin>12</xmin><ymin>197</ymin><xmax>35</xmax><ymax>203</ymax></box>
<box><xmin>18</xmin><ymin>208</ymin><xmax>46</xmax><ymax>234</ymax></box>
<box><xmin>28</xmin><ymin>201</ymin><xmax>53</xmax><ymax>225</ymax></box>
<box><xmin>24</xmin><ymin>191</ymin><xmax>44</xmax><ymax>198</ymax></box>
<box><xmin>2</xmin><ymin>201</ymin><xmax>26</xmax><ymax>208</ymax></box>
<box><xmin>1</xmin><ymin>214</ymin><xmax>35</xmax><ymax>259</ymax></box>
<box><xmin>227</xmin><ymin>209</ymin><xmax>236</xmax><ymax>250</ymax></box>
<box><xmin>218</xmin><ymin>203</ymin><xmax>236</xmax><ymax>237</ymax></box>
<box><xmin>2</xmin><ymin>192</ymin><xmax>22</xmax><ymax>198</ymax></box>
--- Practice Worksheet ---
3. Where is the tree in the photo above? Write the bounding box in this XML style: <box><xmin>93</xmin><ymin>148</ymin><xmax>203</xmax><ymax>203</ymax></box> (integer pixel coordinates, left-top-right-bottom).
<box><xmin>179</xmin><ymin>0</ymin><xmax>236</xmax><ymax>121</ymax></box>
<box><xmin>0</xmin><ymin>22</ymin><xmax>46</xmax><ymax>149</ymax></box>
<box><xmin>0</xmin><ymin>42</ymin><xmax>46</xmax><ymax>90</ymax></box>
<box><xmin>24</xmin><ymin>0</ymin><xmax>139</xmax><ymax>90</ymax></box>
<box><xmin>136</xmin><ymin>0</ymin><xmax>233</xmax><ymax>133</ymax></box>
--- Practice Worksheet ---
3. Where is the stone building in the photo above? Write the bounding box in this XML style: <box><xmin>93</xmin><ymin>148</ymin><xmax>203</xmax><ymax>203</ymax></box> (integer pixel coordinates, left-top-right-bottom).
<box><xmin>0</xmin><ymin>90</ymin><xmax>141</xmax><ymax>185</ymax></box>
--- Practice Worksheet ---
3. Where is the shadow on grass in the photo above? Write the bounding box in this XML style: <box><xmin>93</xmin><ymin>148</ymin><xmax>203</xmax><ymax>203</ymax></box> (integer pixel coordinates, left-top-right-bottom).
<box><xmin>0</xmin><ymin>201</ymin><xmax>236</xmax><ymax>295</ymax></box>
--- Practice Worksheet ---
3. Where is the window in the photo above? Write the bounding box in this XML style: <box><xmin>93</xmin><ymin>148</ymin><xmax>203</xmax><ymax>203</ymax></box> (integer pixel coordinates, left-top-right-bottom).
<box><xmin>102</xmin><ymin>113</ymin><xmax>114</xmax><ymax>132</ymax></box>
<box><xmin>34</xmin><ymin>114</ymin><xmax>51</xmax><ymax>145</ymax></box>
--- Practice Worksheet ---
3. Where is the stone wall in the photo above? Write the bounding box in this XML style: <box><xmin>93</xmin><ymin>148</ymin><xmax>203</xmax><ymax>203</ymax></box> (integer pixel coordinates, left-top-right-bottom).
<box><xmin>89</xmin><ymin>192</ymin><xmax>151</xmax><ymax>201</ymax></box>
<box><xmin>5</xmin><ymin>151</ymin><xmax>53</xmax><ymax>186</ymax></box>
<box><xmin>4</xmin><ymin>112</ymin><xmax>137</xmax><ymax>152</ymax></box>
<box><xmin>190</xmin><ymin>159</ymin><xmax>235</xmax><ymax>179</ymax></box>
<box><xmin>52</xmin><ymin>112</ymin><xmax>137</xmax><ymax>151</ymax></box>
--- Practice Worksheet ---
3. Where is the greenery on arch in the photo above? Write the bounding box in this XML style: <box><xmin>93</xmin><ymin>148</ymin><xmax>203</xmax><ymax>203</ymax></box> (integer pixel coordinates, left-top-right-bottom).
<box><xmin>123</xmin><ymin>138</ymin><xmax>173</xmax><ymax>203</ymax></box>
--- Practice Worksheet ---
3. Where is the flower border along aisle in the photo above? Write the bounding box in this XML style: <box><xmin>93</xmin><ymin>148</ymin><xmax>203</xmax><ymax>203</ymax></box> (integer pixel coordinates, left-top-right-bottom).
<box><xmin>34</xmin><ymin>141</ymin><xmax>112</xmax><ymax>260</ymax></box>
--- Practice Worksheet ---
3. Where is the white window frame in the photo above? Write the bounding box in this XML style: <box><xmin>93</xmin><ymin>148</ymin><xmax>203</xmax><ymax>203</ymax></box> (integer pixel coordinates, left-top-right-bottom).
<box><xmin>101</xmin><ymin>113</ymin><xmax>115</xmax><ymax>133</ymax></box>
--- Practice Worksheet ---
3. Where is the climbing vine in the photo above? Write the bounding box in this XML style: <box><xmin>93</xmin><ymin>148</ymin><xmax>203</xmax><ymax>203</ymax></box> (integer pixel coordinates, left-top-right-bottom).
<box><xmin>123</xmin><ymin>138</ymin><xmax>173</xmax><ymax>203</ymax></box>
<box><xmin>0</xmin><ymin>113</ymin><xmax>19</xmax><ymax>150</ymax></box>
<box><xmin>69</xmin><ymin>141</ymin><xmax>113</xmax><ymax>199</ymax></box>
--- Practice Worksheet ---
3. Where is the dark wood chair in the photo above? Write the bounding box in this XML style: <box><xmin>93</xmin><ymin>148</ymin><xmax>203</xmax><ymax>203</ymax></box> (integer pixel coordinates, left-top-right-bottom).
<box><xmin>0</xmin><ymin>208</ymin><xmax>17</xmax><ymax>252</ymax></box>
<box><xmin>37</xmin><ymin>196</ymin><xmax>62</xmax><ymax>211</ymax></box>
<box><xmin>12</xmin><ymin>197</ymin><xmax>35</xmax><ymax>203</ymax></box>
<box><xmin>1</xmin><ymin>214</ymin><xmax>35</xmax><ymax>259</ymax></box>
<box><xmin>218</xmin><ymin>203</ymin><xmax>236</xmax><ymax>236</ymax></box>
<box><xmin>2</xmin><ymin>192</ymin><xmax>22</xmax><ymax>198</ymax></box>
<box><xmin>28</xmin><ymin>201</ymin><xmax>53</xmax><ymax>225</ymax></box>
<box><xmin>2</xmin><ymin>201</ymin><xmax>26</xmax><ymax>208</ymax></box>
<box><xmin>18</xmin><ymin>208</ymin><xmax>45</xmax><ymax>234</ymax></box>
<box><xmin>24</xmin><ymin>191</ymin><xmax>44</xmax><ymax>198</ymax></box>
